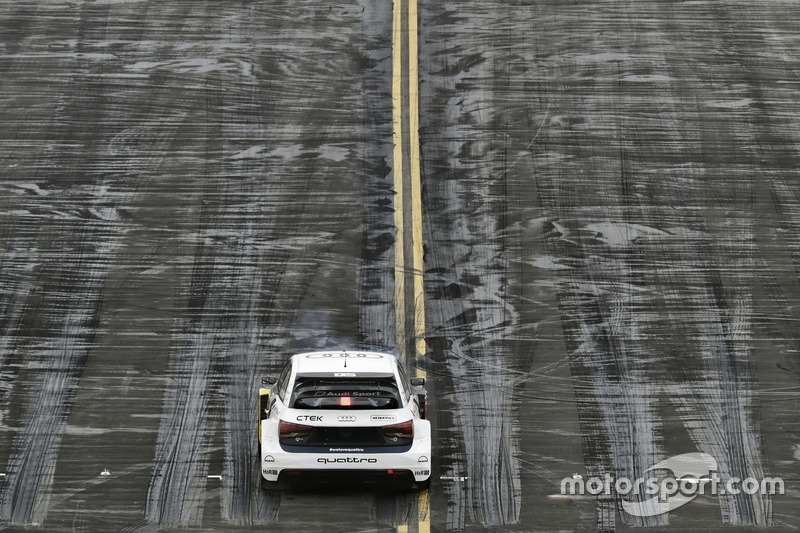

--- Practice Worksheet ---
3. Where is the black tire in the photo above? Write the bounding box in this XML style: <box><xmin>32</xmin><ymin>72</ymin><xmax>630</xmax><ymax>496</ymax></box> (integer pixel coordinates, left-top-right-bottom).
<box><xmin>261</xmin><ymin>475</ymin><xmax>288</xmax><ymax>490</ymax></box>
<box><xmin>412</xmin><ymin>477</ymin><xmax>431</xmax><ymax>491</ymax></box>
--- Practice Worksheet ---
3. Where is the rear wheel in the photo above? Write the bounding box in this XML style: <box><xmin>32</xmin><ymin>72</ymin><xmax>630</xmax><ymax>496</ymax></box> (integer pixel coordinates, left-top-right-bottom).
<box><xmin>412</xmin><ymin>477</ymin><xmax>430</xmax><ymax>491</ymax></box>
<box><xmin>261</xmin><ymin>476</ymin><xmax>288</xmax><ymax>490</ymax></box>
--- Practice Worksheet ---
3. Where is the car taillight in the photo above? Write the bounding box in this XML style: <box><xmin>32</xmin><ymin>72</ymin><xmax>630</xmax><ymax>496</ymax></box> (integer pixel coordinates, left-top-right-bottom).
<box><xmin>279</xmin><ymin>421</ymin><xmax>313</xmax><ymax>440</ymax></box>
<box><xmin>381</xmin><ymin>420</ymin><xmax>413</xmax><ymax>440</ymax></box>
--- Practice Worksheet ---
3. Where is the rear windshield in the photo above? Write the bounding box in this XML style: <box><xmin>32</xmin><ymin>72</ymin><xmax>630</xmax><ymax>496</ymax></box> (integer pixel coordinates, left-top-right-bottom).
<box><xmin>291</xmin><ymin>376</ymin><xmax>401</xmax><ymax>409</ymax></box>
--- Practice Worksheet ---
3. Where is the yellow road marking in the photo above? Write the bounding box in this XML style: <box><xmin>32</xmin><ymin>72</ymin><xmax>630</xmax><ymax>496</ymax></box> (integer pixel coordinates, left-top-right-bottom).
<box><xmin>408</xmin><ymin>0</ymin><xmax>427</xmax><ymax>376</ymax></box>
<box><xmin>393</xmin><ymin>0</ymin><xmax>430</xmax><ymax>531</ymax></box>
<box><xmin>418</xmin><ymin>488</ymin><xmax>431</xmax><ymax>533</ymax></box>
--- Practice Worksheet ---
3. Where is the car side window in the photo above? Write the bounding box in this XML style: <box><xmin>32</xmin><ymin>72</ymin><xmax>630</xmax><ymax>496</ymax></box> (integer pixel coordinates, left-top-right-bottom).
<box><xmin>280</xmin><ymin>366</ymin><xmax>292</xmax><ymax>402</ymax></box>
<box><xmin>396</xmin><ymin>362</ymin><xmax>411</xmax><ymax>402</ymax></box>
<box><xmin>275</xmin><ymin>361</ymin><xmax>292</xmax><ymax>403</ymax></box>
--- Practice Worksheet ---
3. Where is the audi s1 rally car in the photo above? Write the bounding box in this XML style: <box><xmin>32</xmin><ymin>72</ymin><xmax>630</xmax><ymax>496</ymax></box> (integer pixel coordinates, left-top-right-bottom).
<box><xmin>258</xmin><ymin>350</ymin><xmax>431</xmax><ymax>490</ymax></box>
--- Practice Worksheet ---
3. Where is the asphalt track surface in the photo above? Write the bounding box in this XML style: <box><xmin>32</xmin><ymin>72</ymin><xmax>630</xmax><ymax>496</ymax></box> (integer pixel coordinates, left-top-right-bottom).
<box><xmin>1</xmin><ymin>1</ymin><xmax>800</xmax><ymax>532</ymax></box>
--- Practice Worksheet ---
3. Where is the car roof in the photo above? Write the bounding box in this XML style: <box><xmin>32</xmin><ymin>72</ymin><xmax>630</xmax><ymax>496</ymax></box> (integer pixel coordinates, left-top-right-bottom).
<box><xmin>290</xmin><ymin>350</ymin><xmax>399</xmax><ymax>376</ymax></box>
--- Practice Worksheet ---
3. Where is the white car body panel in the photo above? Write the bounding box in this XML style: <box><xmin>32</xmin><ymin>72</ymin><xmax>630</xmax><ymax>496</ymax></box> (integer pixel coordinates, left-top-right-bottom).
<box><xmin>260</xmin><ymin>351</ymin><xmax>432</xmax><ymax>487</ymax></box>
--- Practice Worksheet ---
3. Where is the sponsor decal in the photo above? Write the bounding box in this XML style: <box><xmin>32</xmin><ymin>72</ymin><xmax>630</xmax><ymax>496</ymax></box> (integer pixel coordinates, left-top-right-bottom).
<box><xmin>296</xmin><ymin>415</ymin><xmax>323</xmax><ymax>422</ymax></box>
<box><xmin>263</xmin><ymin>469</ymin><xmax>278</xmax><ymax>476</ymax></box>
<box><xmin>329</xmin><ymin>447</ymin><xmax>365</xmax><ymax>452</ymax></box>
<box><xmin>337</xmin><ymin>415</ymin><xmax>357</xmax><ymax>422</ymax></box>
<box><xmin>335</xmin><ymin>372</ymin><xmax>357</xmax><ymax>377</ymax></box>
<box><xmin>313</xmin><ymin>391</ymin><xmax>383</xmax><ymax>397</ymax></box>
<box><xmin>415</xmin><ymin>470</ymin><xmax>430</xmax><ymax>476</ymax></box>
<box><xmin>318</xmin><ymin>457</ymin><xmax>378</xmax><ymax>464</ymax></box>
<box><xmin>306</xmin><ymin>352</ymin><xmax>384</xmax><ymax>359</ymax></box>
<box><xmin>371</xmin><ymin>415</ymin><xmax>397</xmax><ymax>422</ymax></box>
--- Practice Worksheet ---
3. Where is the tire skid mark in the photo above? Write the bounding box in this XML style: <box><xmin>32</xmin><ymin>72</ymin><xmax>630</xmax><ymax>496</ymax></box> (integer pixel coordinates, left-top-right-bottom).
<box><xmin>51</xmin><ymin>3</ymin><xmax>238</xmax><ymax>528</ymax></box>
<box><xmin>525</xmin><ymin>17</ymin><xmax>660</xmax><ymax>531</ymax></box>
<box><xmin>0</xmin><ymin>214</ymin><xmax>126</xmax><ymax>526</ymax></box>
<box><xmin>217</xmin><ymin>221</ymin><xmax>268</xmax><ymax>527</ymax></box>
<box><xmin>730</xmin><ymin>4</ymin><xmax>800</xmax><ymax>369</ymax></box>
<box><xmin>0</xmin><ymin>1</ymin><xmax>148</xmax><ymax>522</ymax></box>
<box><xmin>0</xmin><ymin>2</ymin><xmax>254</xmax><ymax>528</ymax></box>
<box><xmin>696</xmin><ymin>5</ymin><xmax>800</xmax><ymax>524</ymax></box>
<box><xmin>138</xmin><ymin>1</ymin><xmax>388</xmax><ymax>526</ymax></box>
<box><xmin>525</xmin><ymin>1</ymin><xmax>775</xmax><ymax>529</ymax></box>
<box><xmin>206</xmin><ymin>7</ymin><xmax>284</xmax><ymax>524</ymax></box>
<box><xmin>653</xmin><ymin>2</ymin><xmax>800</xmax><ymax>524</ymax></box>
<box><xmin>421</xmin><ymin>3</ymin><xmax>540</xmax><ymax>527</ymax></box>
<box><xmin>142</xmin><ymin>146</ymin><xmax>274</xmax><ymax>527</ymax></box>
<box><xmin>750</xmin><ymin>253</ymin><xmax>800</xmax><ymax>374</ymax></box>
<box><xmin>0</xmin><ymin>0</ymin><xmax>104</xmax><ymax>411</ymax></box>
<box><xmin>141</xmin><ymin>188</ymin><xmax>308</xmax><ymax>527</ymax></box>
<box><xmin>0</xmin><ymin>259</ymin><xmax>37</xmax><ymax>401</ymax></box>
<box><xmin>143</xmin><ymin>251</ymin><xmax>215</xmax><ymax>526</ymax></box>
<box><xmin>216</xmin><ymin>155</ymin><xmax>326</xmax><ymax>526</ymax></box>
<box><xmin>634</xmin><ymin>11</ymin><xmax>767</xmax><ymax>520</ymax></box>
<box><xmin>0</xmin><ymin>3</ymin><xmax>41</xmax><ymax>66</ymax></box>
<box><xmin>357</xmin><ymin>0</ymin><xmax>396</xmax><ymax>354</ymax></box>
<box><xmin>130</xmin><ymin>3</ymin><xmax>251</xmax><ymax>523</ymax></box>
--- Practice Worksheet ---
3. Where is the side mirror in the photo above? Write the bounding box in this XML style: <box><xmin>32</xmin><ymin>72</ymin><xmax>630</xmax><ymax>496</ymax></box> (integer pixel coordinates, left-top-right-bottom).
<box><xmin>410</xmin><ymin>377</ymin><xmax>427</xmax><ymax>419</ymax></box>
<box><xmin>262</xmin><ymin>376</ymin><xmax>277</xmax><ymax>386</ymax></box>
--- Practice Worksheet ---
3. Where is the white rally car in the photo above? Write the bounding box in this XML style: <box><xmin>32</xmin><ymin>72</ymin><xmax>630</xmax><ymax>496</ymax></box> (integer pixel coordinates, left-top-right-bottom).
<box><xmin>258</xmin><ymin>350</ymin><xmax>431</xmax><ymax>490</ymax></box>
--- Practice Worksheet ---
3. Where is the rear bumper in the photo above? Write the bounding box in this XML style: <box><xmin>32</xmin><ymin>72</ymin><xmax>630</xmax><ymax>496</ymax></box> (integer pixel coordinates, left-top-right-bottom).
<box><xmin>273</xmin><ymin>468</ymin><xmax>426</xmax><ymax>489</ymax></box>
<box><xmin>261</xmin><ymin>423</ymin><xmax>431</xmax><ymax>485</ymax></box>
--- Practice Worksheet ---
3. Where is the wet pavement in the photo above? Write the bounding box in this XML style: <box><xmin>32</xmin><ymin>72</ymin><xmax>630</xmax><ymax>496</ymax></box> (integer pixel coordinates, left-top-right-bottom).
<box><xmin>1</xmin><ymin>0</ymin><xmax>799</xmax><ymax>531</ymax></box>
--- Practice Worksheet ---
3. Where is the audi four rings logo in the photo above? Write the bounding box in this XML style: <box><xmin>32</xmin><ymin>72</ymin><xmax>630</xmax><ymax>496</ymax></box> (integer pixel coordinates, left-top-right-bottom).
<box><xmin>305</xmin><ymin>353</ymin><xmax>384</xmax><ymax>358</ymax></box>
<box><xmin>337</xmin><ymin>415</ymin><xmax>357</xmax><ymax>422</ymax></box>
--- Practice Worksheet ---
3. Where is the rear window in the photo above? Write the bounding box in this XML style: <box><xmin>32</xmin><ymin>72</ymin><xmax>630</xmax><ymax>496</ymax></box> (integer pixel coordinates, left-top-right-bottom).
<box><xmin>290</xmin><ymin>376</ymin><xmax>401</xmax><ymax>410</ymax></box>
